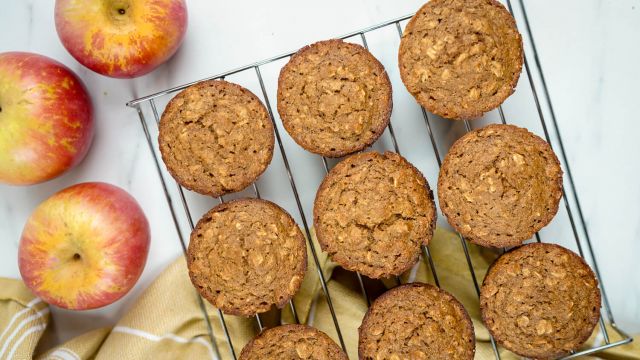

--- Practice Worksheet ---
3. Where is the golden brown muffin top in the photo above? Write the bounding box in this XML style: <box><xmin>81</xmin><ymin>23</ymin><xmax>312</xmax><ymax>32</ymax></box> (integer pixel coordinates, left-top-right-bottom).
<box><xmin>359</xmin><ymin>283</ymin><xmax>475</xmax><ymax>360</ymax></box>
<box><xmin>278</xmin><ymin>39</ymin><xmax>392</xmax><ymax>157</ymax></box>
<box><xmin>314</xmin><ymin>152</ymin><xmax>436</xmax><ymax>279</ymax></box>
<box><xmin>399</xmin><ymin>0</ymin><xmax>523</xmax><ymax>119</ymax></box>
<box><xmin>240</xmin><ymin>324</ymin><xmax>347</xmax><ymax>360</ymax></box>
<box><xmin>438</xmin><ymin>124</ymin><xmax>563</xmax><ymax>247</ymax></box>
<box><xmin>159</xmin><ymin>80</ymin><xmax>274</xmax><ymax>197</ymax></box>
<box><xmin>187</xmin><ymin>199</ymin><xmax>306</xmax><ymax>316</ymax></box>
<box><xmin>480</xmin><ymin>243</ymin><xmax>601</xmax><ymax>359</ymax></box>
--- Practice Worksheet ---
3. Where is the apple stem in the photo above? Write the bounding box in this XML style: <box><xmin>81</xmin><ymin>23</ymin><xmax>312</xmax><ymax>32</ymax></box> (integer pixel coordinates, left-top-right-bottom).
<box><xmin>118</xmin><ymin>9</ymin><xmax>125</xmax><ymax>15</ymax></box>
<box><xmin>73</xmin><ymin>253</ymin><xmax>81</xmax><ymax>260</ymax></box>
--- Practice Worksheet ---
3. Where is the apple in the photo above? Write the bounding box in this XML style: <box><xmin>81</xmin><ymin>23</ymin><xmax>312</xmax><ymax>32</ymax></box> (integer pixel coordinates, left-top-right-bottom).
<box><xmin>0</xmin><ymin>52</ymin><xmax>93</xmax><ymax>185</ymax></box>
<box><xmin>55</xmin><ymin>0</ymin><xmax>188</xmax><ymax>78</ymax></box>
<box><xmin>19</xmin><ymin>182</ymin><xmax>150</xmax><ymax>310</ymax></box>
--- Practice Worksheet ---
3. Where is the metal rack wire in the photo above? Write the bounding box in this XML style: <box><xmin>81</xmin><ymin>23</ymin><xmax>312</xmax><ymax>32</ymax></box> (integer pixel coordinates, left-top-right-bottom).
<box><xmin>127</xmin><ymin>1</ymin><xmax>633</xmax><ymax>358</ymax></box>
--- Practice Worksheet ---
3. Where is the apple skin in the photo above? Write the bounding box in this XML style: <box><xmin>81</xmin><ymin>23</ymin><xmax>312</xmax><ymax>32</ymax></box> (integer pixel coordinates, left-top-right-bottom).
<box><xmin>0</xmin><ymin>52</ymin><xmax>94</xmax><ymax>185</ymax></box>
<box><xmin>55</xmin><ymin>0</ymin><xmax>188</xmax><ymax>78</ymax></box>
<box><xmin>19</xmin><ymin>182</ymin><xmax>150</xmax><ymax>310</ymax></box>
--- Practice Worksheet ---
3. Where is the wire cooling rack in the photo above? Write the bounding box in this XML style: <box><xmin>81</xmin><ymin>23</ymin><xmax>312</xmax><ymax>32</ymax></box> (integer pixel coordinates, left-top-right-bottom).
<box><xmin>126</xmin><ymin>0</ymin><xmax>633</xmax><ymax>358</ymax></box>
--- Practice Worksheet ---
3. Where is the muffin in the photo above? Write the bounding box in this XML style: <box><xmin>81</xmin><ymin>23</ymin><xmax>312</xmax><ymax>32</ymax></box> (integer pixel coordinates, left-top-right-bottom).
<box><xmin>314</xmin><ymin>151</ymin><xmax>436</xmax><ymax>279</ymax></box>
<box><xmin>398</xmin><ymin>0</ymin><xmax>523</xmax><ymax>120</ymax></box>
<box><xmin>438</xmin><ymin>124</ymin><xmax>562</xmax><ymax>247</ymax></box>
<box><xmin>159</xmin><ymin>80</ymin><xmax>274</xmax><ymax>197</ymax></box>
<box><xmin>187</xmin><ymin>199</ymin><xmax>307</xmax><ymax>316</ymax></box>
<box><xmin>359</xmin><ymin>283</ymin><xmax>475</xmax><ymax>359</ymax></box>
<box><xmin>480</xmin><ymin>243</ymin><xmax>601</xmax><ymax>359</ymax></box>
<box><xmin>277</xmin><ymin>39</ymin><xmax>392</xmax><ymax>157</ymax></box>
<box><xmin>239</xmin><ymin>324</ymin><xmax>347</xmax><ymax>360</ymax></box>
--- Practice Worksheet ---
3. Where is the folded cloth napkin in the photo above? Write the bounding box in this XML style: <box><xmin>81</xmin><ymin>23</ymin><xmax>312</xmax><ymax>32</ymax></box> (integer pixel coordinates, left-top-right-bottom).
<box><xmin>0</xmin><ymin>228</ymin><xmax>636</xmax><ymax>360</ymax></box>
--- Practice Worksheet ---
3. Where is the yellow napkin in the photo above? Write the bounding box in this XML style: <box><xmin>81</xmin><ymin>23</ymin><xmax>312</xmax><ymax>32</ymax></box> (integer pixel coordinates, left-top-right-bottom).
<box><xmin>0</xmin><ymin>228</ymin><xmax>636</xmax><ymax>359</ymax></box>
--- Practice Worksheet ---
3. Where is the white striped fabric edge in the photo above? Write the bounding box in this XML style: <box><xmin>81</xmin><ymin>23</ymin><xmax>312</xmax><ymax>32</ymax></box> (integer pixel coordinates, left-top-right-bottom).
<box><xmin>0</xmin><ymin>307</ymin><xmax>49</xmax><ymax>358</ymax></box>
<box><xmin>5</xmin><ymin>323</ymin><xmax>46</xmax><ymax>360</ymax></box>
<box><xmin>0</xmin><ymin>298</ymin><xmax>42</xmax><ymax>344</ymax></box>
<box><xmin>112</xmin><ymin>326</ymin><xmax>216</xmax><ymax>360</ymax></box>
<box><xmin>47</xmin><ymin>348</ymin><xmax>81</xmax><ymax>360</ymax></box>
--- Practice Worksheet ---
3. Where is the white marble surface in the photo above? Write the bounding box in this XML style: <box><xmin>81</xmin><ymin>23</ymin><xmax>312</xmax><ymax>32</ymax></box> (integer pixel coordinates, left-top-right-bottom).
<box><xmin>0</xmin><ymin>0</ymin><xmax>638</xmax><ymax>349</ymax></box>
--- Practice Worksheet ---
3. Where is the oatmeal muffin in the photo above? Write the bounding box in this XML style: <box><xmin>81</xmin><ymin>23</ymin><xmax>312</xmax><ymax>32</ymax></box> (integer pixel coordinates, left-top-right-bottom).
<box><xmin>159</xmin><ymin>80</ymin><xmax>274</xmax><ymax>197</ymax></box>
<box><xmin>239</xmin><ymin>324</ymin><xmax>347</xmax><ymax>360</ymax></box>
<box><xmin>480</xmin><ymin>243</ymin><xmax>601</xmax><ymax>359</ymax></box>
<box><xmin>359</xmin><ymin>283</ymin><xmax>475</xmax><ymax>360</ymax></box>
<box><xmin>438</xmin><ymin>124</ymin><xmax>563</xmax><ymax>247</ymax></box>
<box><xmin>187</xmin><ymin>199</ymin><xmax>306</xmax><ymax>316</ymax></box>
<box><xmin>277</xmin><ymin>39</ymin><xmax>392</xmax><ymax>157</ymax></box>
<box><xmin>399</xmin><ymin>0</ymin><xmax>523</xmax><ymax>119</ymax></box>
<box><xmin>314</xmin><ymin>151</ymin><xmax>436</xmax><ymax>279</ymax></box>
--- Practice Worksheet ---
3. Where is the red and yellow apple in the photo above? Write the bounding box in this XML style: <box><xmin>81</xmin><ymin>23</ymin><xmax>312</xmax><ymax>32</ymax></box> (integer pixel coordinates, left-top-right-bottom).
<box><xmin>19</xmin><ymin>182</ymin><xmax>150</xmax><ymax>310</ymax></box>
<box><xmin>0</xmin><ymin>52</ymin><xmax>93</xmax><ymax>185</ymax></box>
<box><xmin>55</xmin><ymin>0</ymin><xmax>188</xmax><ymax>78</ymax></box>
